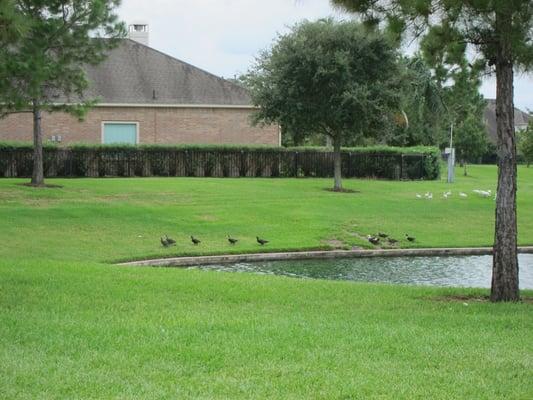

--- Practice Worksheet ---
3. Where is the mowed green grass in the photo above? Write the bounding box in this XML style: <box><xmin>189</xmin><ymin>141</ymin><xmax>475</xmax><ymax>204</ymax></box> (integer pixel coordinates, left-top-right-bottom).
<box><xmin>1</xmin><ymin>165</ymin><xmax>532</xmax><ymax>399</ymax></box>
<box><xmin>0</xmin><ymin>165</ymin><xmax>532</xmax><ymax>263</ymax></box>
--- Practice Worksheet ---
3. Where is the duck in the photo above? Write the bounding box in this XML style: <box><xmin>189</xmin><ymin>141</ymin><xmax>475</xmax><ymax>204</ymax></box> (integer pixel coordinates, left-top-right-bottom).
<box><xmin>367</xmin><ymin>235</ymin><xmax>380</xmax><ymax>245</ymax></box>
<box><xmin>388</xmin><ymin>238</ymin><xmax>398</xmax><ymax>245</ymax></box>
<box><xmin>257</xmin><ymin>236</ymin><xmax>269</xmax><ymax>245</ymax></box>
<box><xmin>416</xmin><ymin>193</ymin><xmax>422</xmax><ymax>199</ymax></box>
<box><xmin>160</xmin><ymin>237</ymin><xmax>170</xmax><ymax>247</ymax></box>
<box><xmin>405</xmin><ymin>234</ymin><xmax>416</xmax><ymax>242</ymax></box>
<box><xmin>227</xmin><ymin>235</ymin><xmax>238</xmax><ymax>245</ymax></box>
<box><xmin>165</xmin><ymin>235</ymin><xmax>176</xmax><ymax>245</ymax></box>
<box><xmin>378</xmin><ymin>232</ymin><xmax>388</xmax><ymax>238</ymax></box>
<box><xmin>459</xmin><ymin>192</ymin><xmax>468</xmax><ymax>198</ymax></box>
<box><xmin>473</xmin><ymin>189</ymin><xmax>491</xmax><ymax>198</ymax></box>
<box><xmin>191</xmin><ymin>236</ymin><xmax>201</xmax><ymax>245</ymax></box>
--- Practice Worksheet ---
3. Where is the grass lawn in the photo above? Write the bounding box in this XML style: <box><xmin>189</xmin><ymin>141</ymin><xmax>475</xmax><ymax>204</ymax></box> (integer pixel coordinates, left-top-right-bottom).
<box><xmin>1</xmin><ymin>165</ymin><xmax>532</xmax><ymax>398</ymax></box>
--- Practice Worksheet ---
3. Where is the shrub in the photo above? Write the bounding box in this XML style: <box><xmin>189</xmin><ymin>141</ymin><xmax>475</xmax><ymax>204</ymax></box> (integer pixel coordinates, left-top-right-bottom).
<box><xmin>0</xmin><ymin>142</ymin><xmax>440</xmax><ymax>180</ymax></box>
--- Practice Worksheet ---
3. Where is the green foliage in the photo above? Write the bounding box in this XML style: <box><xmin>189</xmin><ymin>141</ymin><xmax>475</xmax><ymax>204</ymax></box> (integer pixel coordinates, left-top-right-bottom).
<box><xmin>331</xmin><ymin>1</ymin><xmax>533</xmax><ymax>70</ymax></box>
<box><xmin>0</xmin><ymin>141</ymin><xmax>58</xmax><ymax>151</ymax></box>
<box><xmin>387</xmin><ymin>56</ymin><xmax>446</xmax><ymax>147</ymax></box>
<box><xmin>0</xmin><ymin>0</ymin><xmax>26</xmax><ymax>44</ymax></box>
<box><xmin>439</xmin><ymin>58</ymin><xmax>488</xmax><ymax>173</ymax></box>
<box><xmin>454</xmin><ymin>114</ymin><xmax>488</xmax><ymax>173</ymax></box>
<box><xmin>0</xmin><ymin>142</ymin><xmax>440</xmax><ymax>180</ymax></box>
<box><xmin>0</xmin><ymin>141</ymin><xmax>438</xmax><ymax>153</ymax></box>
<box><xmin>519</xmin><ymin>121</ymin><xmax>533</xmax><ymax>167</ymax></box>
<box><xmin>243</xmin><ymin>19</ymin><xmax>402</xmax><ymax>146</ymax></box>
<box><xmin>0</xmin><ymin>1</ymin><xmax>125</xmax><ymax>118</ymax></box>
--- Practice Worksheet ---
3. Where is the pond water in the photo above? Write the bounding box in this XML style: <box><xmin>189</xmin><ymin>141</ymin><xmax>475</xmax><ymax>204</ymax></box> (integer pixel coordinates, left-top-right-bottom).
<box><xmin>190</xmin><ymin>254</ymin><xmax>533</xmax><ymax>289</ymax></box>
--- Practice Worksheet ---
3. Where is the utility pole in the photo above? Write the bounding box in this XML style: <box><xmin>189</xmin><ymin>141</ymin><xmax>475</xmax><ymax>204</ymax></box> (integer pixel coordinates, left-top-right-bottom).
<box><xmin>446</xmin><ymin>121</ymin><xmax>455</xmax><ymax>183</ymax></box>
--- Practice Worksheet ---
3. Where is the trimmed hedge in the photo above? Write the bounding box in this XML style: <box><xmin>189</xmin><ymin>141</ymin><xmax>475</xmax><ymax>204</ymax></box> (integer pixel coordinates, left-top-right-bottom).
<box><xmin>0</xmin><ymin>143</ymin><xmax>440</xmax><ymax>180</ymax></box>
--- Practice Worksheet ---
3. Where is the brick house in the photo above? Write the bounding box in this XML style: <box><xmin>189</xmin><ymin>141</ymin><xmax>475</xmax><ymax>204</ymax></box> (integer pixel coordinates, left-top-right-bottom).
<box><xmin>0</xmin><ymin>31</ymin><xmax>279</xmax><ymax>146</ymax></box>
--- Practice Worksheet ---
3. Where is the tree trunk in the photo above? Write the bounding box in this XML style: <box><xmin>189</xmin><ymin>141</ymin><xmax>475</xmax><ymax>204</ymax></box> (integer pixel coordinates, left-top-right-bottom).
<box><xmin>491</xmin><ymin>41</ymin><xmax>519</xmax><ymax>301</ymax></box>
<box><xmin>463</xmin><ymin>161</ymin><xmax>467</xmax><ymax>176</ymax></box>
<box><xmin>31</xmin><ymin>100</ymin><xmax>44</xmax><ymax>186</ymax></box>
<box><xmin>332</xmin><ymin>136</ymin><xmax>342</xmax><ymax>191</ymax></box>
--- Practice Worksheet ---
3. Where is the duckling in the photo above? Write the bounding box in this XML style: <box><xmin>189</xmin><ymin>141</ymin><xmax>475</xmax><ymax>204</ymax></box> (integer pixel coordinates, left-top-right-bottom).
<box><xmin>191</xmin><ymin>236</ymin><xmax>201</xmax><ymax>245</ymax></box>
<box><xmin>160</xmin><ymin>237</ymin><xmax>170</xmax><ymax>247</ymax></box>
<box><xmin>227</xmin><ymin>235</ymin><xmax>238</xmax><ymax>245</ymax></box>
<box><xmin>405</xmin><ymin>234</ymin><xmax>416</xmax><ymax>242</ymax></box>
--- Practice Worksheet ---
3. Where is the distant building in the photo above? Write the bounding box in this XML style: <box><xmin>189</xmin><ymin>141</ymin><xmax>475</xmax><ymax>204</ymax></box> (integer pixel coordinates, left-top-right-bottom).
<box><xmin>0</xmin><ymin>23</ymin><xmax>279</xmax><ymax>146</ymax></box>
<box><xmin>483</xmin><ymin>99</ymin><xmax>530</xmax><ymax>144</ymax></box>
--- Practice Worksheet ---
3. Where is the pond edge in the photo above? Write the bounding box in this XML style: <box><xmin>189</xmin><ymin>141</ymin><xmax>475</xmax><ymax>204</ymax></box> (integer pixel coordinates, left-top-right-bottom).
<box><xmin>116</xmin><ymin>247</ymin><xmax>533</xmax><ymax>268</ymax></box>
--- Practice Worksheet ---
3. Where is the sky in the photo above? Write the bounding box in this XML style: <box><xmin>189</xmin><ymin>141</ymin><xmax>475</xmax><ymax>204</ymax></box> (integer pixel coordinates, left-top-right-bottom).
<box><xmin>118</xmin><ymin>0</ymin><xmax>533</xmax><ymax>112</ymax></box>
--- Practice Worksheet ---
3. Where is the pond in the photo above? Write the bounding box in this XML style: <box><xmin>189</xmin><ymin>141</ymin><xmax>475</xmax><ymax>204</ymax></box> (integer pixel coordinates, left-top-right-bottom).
<box><xmin>190</xmin><ymin>254</ymin><xmax>533</xmax><ymax>289</ymax></box>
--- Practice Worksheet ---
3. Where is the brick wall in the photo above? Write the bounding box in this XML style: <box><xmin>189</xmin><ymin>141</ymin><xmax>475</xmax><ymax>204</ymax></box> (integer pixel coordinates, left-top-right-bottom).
<box><xmin>0</xmin><ymin>106</ymin><xmax>280</xmax><ymax>146</ymax></box>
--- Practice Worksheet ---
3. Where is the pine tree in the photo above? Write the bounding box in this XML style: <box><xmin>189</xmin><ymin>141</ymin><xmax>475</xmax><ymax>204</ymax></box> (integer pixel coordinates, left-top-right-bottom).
<box><xmin>0</xmin><ymin>1</ymin><xmax>125</xmax><ymax>186</ymax></box>
<box><xmin>333</xmin><ymin>0</ymin><xmax>533</xmax><ymax>301</ymax></box>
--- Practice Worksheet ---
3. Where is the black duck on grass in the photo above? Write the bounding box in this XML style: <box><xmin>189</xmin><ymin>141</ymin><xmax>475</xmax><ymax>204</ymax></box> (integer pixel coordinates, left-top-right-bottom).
<box><xmin>378</xmin><ymin>232</ymin><xmax>388</xmax><ymax>238</ymax></box>
<box><xmin>165</xmin><ymin>235</ymin><xmax>176</xmax><ymax>245</ymax></box>
<box><xmin>257</xmin><ymin>236</ymin><xmax>269</xmax><ymax>245</ymax></box>
<box><xmin>367</xmin><ymin>235</ymin><xmax>380</xmax><ymax>245</ymax></box>
<box><xmin>227</xmin><ymin>235</ymin><xmax>238</xmax><ymax>245</ymax></box>
<box><xmin>160</xmin><ymin>237</ymin><xmax>170</xmax><ymax>247</ymax></box>
<box><xmin>405</xmin><ymin>234</ymin><xmax>416</xmax><ymax>242</ymax></box>
<box><xmin>191</xmin><ymin>236</ymin><xmax>201</xmax><ymax>245</ymax></box>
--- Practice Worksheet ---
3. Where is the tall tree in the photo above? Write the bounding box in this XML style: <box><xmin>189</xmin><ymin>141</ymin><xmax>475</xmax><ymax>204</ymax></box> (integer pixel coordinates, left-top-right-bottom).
<box><xmin>0</xmin><ymin>0</ymin><xmax>125</xmax><ymax>186</ymax></box>
<box><xmin>439</xmin><ymin>59</ymin><xmax>488</xmax><ymax>176</ymax></box>
<box><xmin>332</xmin><ymin>0</ymin><xmax>533</xmax><ymax>302</ymax></box>
<box><xmin>388</xmin><ymin>56</ymin><xmax>445</xmax><ymax>147</ymax></box>
<box><xmin>454</xmin><ymin>114</ymin><xmax>488</xmax><ymax>175</ymax></box>
<box><xmin>244</xmin><ymin>19</ymin><xmax>401</xmax><ymax>191</ymax></box>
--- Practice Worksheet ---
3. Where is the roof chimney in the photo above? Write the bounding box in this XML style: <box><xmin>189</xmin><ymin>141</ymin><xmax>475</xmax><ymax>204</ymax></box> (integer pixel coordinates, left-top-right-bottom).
<box><xmin>128</xmin><ymin>21</ymin><xmax>149</xmax><ymax>46</ymax></box>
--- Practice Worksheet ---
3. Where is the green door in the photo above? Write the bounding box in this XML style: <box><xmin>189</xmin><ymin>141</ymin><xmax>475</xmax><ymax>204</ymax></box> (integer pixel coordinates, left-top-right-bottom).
<box><xmin>103</xmin><ymin>123</ymin><xmax>138</xmax><ymax>144</ymax></box>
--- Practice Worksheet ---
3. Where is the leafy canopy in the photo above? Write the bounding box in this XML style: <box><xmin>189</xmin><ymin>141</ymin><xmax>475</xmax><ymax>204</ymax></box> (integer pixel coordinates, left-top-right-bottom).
<box><xmin>331</xmin><ymin>0</ymin><xmax>533</xmax><ymax>70</ymax></box>
<box><xmin>387</xmin><ymin>55</ymin><xmax>445</xmax><ymax>147</ymax></box>
<box><xmin>0</xmin><ymin>0</ymin><xmax>125</xmax><ymax>118</ymax></box>
<box><xmin>243</xmin><ymin>19</ymin><xmax>402</xmax><ymax>145</ymax></box>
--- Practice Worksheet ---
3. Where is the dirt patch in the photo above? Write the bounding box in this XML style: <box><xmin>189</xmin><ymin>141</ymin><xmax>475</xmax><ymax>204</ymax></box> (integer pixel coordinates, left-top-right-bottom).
<box><xmin>431</xmin><ymin>294</ymin><xmax>533</xmax><ymax>304</ymax></box>
<box><xmin>197</xmin><ymin>214</ymin><xmax>218</xmax><ymax>222</ymax></box>
<box><xmin>322</xmin><ymin>239</ymin><xmax>346</xmax><ymax>249</ymax></box>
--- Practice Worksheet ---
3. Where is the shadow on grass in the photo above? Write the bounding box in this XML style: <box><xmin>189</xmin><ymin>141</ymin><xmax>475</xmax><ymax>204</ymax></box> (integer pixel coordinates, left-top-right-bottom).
<box><xmin>17</xmin><ymin>183</ymin><xmax>64</xmax><ymax>189</ymax></box>
<box><xmin>431</xmin><ymin>294</ymin><xmax>533</xmax><ymax>304</ymax></box>
<box><xmin>323</xmin><ymin>188</ymin><xmax>360</xmax><ymax>194</ymax></box>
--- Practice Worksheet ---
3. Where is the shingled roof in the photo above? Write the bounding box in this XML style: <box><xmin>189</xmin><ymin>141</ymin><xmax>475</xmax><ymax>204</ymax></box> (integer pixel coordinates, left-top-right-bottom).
<box><xmin>483</xmin><ymin>99</ymin><xmax>530</xmax><ymax>144</ymax></box>
<box><xmin>81</xmin><ymin>39</ymin><xmax>252</xmax><ymax>106</ymax></box>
